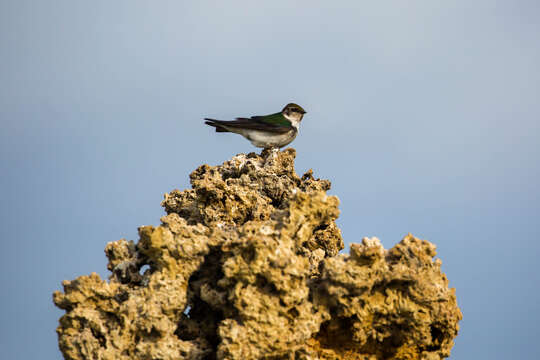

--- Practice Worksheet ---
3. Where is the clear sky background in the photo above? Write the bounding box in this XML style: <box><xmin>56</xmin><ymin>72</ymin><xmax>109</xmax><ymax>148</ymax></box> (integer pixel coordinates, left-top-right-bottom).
<box><xmin>1</xmin><ymin>1</ymin><xmax>539</xmax><ymax>359</ymax></box>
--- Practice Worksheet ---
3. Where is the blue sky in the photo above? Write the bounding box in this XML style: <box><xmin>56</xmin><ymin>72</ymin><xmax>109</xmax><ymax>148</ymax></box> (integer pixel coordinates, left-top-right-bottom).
<box><xmin>1</xmin><ymin>1</ymin><xmax>539</xmax><ymax>358</ymax></box>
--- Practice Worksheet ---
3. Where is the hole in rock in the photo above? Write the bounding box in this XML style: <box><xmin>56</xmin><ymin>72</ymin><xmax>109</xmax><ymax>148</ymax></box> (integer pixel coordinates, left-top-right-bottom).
<box><xmin>139</xmin><ymin>264</ymin><xmax>150</xmax><ymax>275</ymax></box>
<box><xmin>314</xmin><ymin>317</ymin><xmax>358</xmax><ymax>353</ymax></box>
<box><xmin>114</xmin><ymin>291</ymin><xmax>129</xmax><ymax>303</ymax></box>
<box><xmin>176</xmin><ymin>298</ymin><xmax>224</xmax><ymax>357</ymax></box>
<box><xmin>244</xmin><ymin>208</ymin><xmax>254</xmax><ymax>222</ymax></box>
<box><xmin>288</xmin><ymin>307</ymin><xmax>300</xmax><ymax>318</ymax></box>
<box><xmin>241</xmin><ymin>245</ymin><xmax>256</xmax><ymax>262</ymax></box>
<box><xmin>425</xmin><ymin>324</ymin><xmax>443</xmax><ymax>351</ymax></box>
<box><xmin>313</xmin><ymin>223</ymin><xmax>329</xmax><ymax>232</ymax></box>
<box><xmin>270</xmin><ymin>196</ymin><xmax>282</xmax><ymax>208</ymax></box>
<box><xmin>255</xmin><ymin>275</ymin><xmax>278</xmax><ymax>294</ymax></box>
<box><xmin>90</xmin><ymin>327</ymin><xmax>106</xmax><ymax>348</ymax></box>
<box><xmin>314</xmin><ymin>316</ymin><xmax>405</xmax><ymax>358</ymax></box>
<box><xmin>176</xmin><ymin>247</ymin><xmax>226</xmax><ymax>357</ymax></box>
<box><xmin>430</xmin><ymin>324</ymin><xmax>443</xmax><ymax>342</ymax></box>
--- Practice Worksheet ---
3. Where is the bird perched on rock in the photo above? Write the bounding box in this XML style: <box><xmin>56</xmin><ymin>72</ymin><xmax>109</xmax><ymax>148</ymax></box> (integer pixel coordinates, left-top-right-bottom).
<box><xmin>204</xmin><ymin>103</ymin><xmax>306</xmax><ymax>149</ymax></box>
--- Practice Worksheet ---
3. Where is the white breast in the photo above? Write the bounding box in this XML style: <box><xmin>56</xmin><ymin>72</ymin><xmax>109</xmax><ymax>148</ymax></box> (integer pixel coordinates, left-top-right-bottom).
<box><xmin>241</xmin><ymin>129</ymin><xmax>297</xmax><ymax>148</ymax></box>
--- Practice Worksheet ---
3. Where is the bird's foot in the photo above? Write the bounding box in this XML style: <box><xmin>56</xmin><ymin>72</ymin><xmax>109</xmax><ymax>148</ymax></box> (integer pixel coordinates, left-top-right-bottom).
<box><xmin>261</xmin><ymin>146</ymin><xmax>279</xmax><ymax>159</ymax></box>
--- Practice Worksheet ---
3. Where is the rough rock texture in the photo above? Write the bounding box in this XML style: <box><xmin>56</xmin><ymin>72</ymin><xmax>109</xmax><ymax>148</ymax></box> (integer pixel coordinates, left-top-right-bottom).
<box><xmin>53</xmin><ymin>148</ymin><xmax>461</xmax><ymax>360</ymax></box>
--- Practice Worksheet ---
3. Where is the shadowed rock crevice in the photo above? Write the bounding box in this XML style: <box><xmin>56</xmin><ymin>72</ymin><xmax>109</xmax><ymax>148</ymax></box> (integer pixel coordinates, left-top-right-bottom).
<box><xmin>53</xmin><ymin>148</ymin><xmax>461</xmax><ymax>359</ymax></box>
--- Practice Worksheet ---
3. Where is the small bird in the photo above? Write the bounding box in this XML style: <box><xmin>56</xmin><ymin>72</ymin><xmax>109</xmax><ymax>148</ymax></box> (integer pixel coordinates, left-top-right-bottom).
<box><xmin>204</xmin><ymin>103</ymin><xmax>306</xmax><ymax>149</ymax></box>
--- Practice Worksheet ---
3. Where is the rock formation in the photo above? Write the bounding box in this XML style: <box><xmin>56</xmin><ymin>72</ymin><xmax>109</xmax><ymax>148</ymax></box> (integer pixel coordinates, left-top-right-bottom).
<box><xmin>53</xmin><ymin>148</ymin><xmax>462</xmax><ymax>360</ymax></box>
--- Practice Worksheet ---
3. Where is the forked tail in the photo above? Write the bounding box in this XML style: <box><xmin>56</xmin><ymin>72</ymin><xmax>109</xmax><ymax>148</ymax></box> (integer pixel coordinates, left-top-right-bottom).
<box><xmin>204</xmin><ymin>118</ymin><xmax>229</xmax><ymax>133</ymax></box>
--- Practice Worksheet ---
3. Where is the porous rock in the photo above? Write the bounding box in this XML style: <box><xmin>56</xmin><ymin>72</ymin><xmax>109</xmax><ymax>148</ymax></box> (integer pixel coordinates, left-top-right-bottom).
<box><xmin>53</xmin><ymin>148</ymin><xmax>461</xmax><ymax>359</ymax></box>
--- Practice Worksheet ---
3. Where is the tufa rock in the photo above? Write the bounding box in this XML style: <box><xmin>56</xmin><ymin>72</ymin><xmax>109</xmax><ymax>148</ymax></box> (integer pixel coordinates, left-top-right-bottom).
<box><xmin>53</xmin><ymin>148</ymin><xmax>461</xmax><ymax>360</ymax></box>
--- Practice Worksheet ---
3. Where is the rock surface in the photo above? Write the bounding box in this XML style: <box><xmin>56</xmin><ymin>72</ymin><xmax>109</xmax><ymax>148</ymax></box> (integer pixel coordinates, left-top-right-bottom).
<box><xmin>53</xmin><ymin>148</ymin><xmax>461</xmax><ymax>359</ymax></box>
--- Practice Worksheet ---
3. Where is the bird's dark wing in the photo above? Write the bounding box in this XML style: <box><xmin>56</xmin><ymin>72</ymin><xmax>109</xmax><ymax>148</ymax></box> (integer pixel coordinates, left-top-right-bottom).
<box><xmin>250</xmin><ymin>112</ymin><xmax>292</xmax><ymax>127</ymax></box>
<box><xmin>204</xmin><ymin>115</ymin><xmax>292</xmax><ymax>134</ymax></box>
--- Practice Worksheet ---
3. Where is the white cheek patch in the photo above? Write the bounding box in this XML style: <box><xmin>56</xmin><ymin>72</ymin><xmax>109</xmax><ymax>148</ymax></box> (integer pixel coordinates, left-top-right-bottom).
<box><xmin>284</xmin><ymin>113</ymin><xmax>302</xmax><ymax>129</ymax></box>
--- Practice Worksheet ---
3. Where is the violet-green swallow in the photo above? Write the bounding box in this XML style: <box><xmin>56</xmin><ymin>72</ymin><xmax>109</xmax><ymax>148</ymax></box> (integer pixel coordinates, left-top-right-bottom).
<box><xmin>204</xmin><ymin>103</ymin><xmax>306</xmax><ymax>149</ymax></box>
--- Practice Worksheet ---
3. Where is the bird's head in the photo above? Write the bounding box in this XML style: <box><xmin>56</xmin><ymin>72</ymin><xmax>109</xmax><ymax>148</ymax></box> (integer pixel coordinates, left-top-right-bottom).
<box><xmin>282</xmin><ymin>103</ymin><xmax>307</xmax><ymax>124</ymax></box>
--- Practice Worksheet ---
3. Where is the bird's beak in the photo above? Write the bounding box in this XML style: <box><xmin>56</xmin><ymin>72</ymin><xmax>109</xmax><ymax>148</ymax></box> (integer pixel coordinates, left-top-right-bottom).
<box><xmin>301</xmin><ymin>110</ymin><xmax>307</xmax><ymax>114</ymax></box>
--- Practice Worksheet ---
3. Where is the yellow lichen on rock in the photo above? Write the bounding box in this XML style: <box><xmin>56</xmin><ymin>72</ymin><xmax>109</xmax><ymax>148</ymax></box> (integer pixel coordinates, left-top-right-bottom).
<box><xmin>53</xmin><ymin>148</ymin><xmax>461</xmax><ymax>359</ymax></box>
